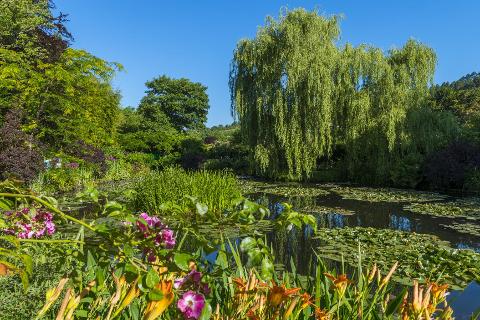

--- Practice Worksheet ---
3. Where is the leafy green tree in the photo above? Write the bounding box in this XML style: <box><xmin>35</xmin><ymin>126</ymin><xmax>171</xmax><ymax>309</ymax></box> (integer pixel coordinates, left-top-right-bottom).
<box><xmin>0</xmin><ymin>0</ymin><xmax>71</xmax><ymax>63</ymax></box>
<box><xmin>139</xmin><ymin>75</ymin><xmax>209</xmax><ymax>131</ymax></box>
<box><xmin>230</xmin><ymin>8</ymin><xmax>458</xmax><ymax>184</ymax></box>
<box><xmin>0</xmin><ymin>0</ymin><xmax>122</xmax><ymax>151</ymax></box>
<box><xmin>431</xmin><ymin>72</ymin><xmax>480</xmax><ymax>141</ymax></box>
<box><xmin>118</xmin><ymin>107</ymin><xmax>181</xmax><ymax>162</ymax></box>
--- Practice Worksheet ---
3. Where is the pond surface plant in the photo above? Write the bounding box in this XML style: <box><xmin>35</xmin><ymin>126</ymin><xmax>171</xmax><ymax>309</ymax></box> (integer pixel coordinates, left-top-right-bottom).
<box><xmin>404</xmin><ymin>198</ymin><xmax>480</xmax><ymax>219</ymax></box>
<box><xmin>314</xmin><ymin>227</ymin><xmax>480</xmax><ymax>289</ymax></box>
<box><xmin>440</xmin><ymin>222</ymin><xmax>480</xmax><ymax>237</ymax></box>
<box><xmin>331</xmin><ymin>186</ymin><xmax>447</xmax><ymax>203</ymax></box>
<box><xmin>239</xmin><ymin>180</ymin><xmax>330</xmax><ymax>197</ymax></box>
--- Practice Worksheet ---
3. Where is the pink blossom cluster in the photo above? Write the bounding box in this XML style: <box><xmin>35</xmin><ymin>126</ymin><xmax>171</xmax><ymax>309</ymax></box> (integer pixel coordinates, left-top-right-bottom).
<box><xmin>175</xmin><ymin>270</ymin><xmax>210</xmax><ymax>319</ymax></box>
<box><xmin>177</xmin><ymin>291</ymin><xmax>205</xmax><ymax>320</ymax></box>
<box><xmin>135</xmin><ymin>212</ymin><xmax>176</xmax><ymax>262</ymax></box>
<box><xmin>2</xmin><ymin>208</ymin><xmax>56</xmax><ymax>239</ymax></box>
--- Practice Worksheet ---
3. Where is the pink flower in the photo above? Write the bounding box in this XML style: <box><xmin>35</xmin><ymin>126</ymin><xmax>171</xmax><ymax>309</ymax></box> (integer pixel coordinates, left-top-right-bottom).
<box><xmin>1</xmin><ymin>208</ymin><xmax>55</xmax><ymax>239</ymax></box>
<box><xmin>161</xmin><ymin>229</ymin><xmax>175</xmax><ymax>249</ymax></box>
<box><xmin>45</xmin><ymin>220</ymin><xmax>55</xmax><ymax>235</ymax></box>
<box><xmin>177</xmin><ymin>291</ymin><xmax>205</xmax><ymax>320</ymax></box>
<box><xmin>174</xmin><ymin>270</ymin><xmax>202</xmax><ymax>289</ymax></box>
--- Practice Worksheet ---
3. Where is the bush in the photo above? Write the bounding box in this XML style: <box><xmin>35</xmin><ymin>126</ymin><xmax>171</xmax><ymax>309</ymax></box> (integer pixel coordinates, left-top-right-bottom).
<box><xmin>424</xmin><ymin>140</ymin><xmax>480</xmax><ymax>190</ymax></box>
<box><xmin>0</xmin><ymin>109</ymin><xmax>43</xmax><ymax>183</ymax></box>
<box><xmin>102</xmin><ymin>159</ymin><xmax>134</xmax><ymax>182</ymax></box>
<box><xmin>133</xmin><ymin>167</ymin><xmax>241</xmax><ymax>214</ymax></box>
<box><xmin>31</xmin><ymin>167</ymin><xmax>95</xmax><ymax>194</ymax></box>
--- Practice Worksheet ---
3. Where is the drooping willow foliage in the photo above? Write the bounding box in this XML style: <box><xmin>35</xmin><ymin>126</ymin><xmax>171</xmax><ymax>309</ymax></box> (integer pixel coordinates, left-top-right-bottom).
<box><xmin>230</xmin><ymin>8</ymin><xmax>459</xmax><ymax>182</ymax></box>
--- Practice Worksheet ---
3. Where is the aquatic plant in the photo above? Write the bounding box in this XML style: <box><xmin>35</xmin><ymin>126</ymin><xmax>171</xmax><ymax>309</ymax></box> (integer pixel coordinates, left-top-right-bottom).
<box><xmin>440</xmin><ymin>222</ymin><xmax>480</xmax><ymax>236</ymax></box>
<box><xmin>314</xmin><ymin>227</ymin><xmax>480</xmax><ymax>289</ymax></box>
<box><xmin>332</xmin><ymin>186</ymin><xmax>446</xmax><ymax>203</ymax></box>
<box><xmin>404</xmin><ymin>198</ymin><xmax>480</xmax><ymax>219</ymax></box>
<box><xmin>299</xmin><ymin>205</ymin><xmax>355</xmax><ymax>216</ymax></box>
<box><xmin>133</xmin><ymin>167</ymin><xmax>242</xmax><ymax>216</ymax></box>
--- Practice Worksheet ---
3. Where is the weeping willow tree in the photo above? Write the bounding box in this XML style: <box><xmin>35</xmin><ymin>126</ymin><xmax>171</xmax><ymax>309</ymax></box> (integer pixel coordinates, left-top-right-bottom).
<box><xmin>230</xmin><ymin>8</ymin><xmax>459</xmax><ymax>182</ymax></box>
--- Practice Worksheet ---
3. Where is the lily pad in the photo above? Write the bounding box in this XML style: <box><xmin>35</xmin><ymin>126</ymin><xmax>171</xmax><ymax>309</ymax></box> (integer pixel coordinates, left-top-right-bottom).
<box><xmin>331</xmin><ymin>186</ymin><xmax>446</xmax><ymax>203</ymax></box>
<box><xmin>404</xmin><ymin>198</ymin><xmax>480</xmax><ymax>219</ymax></box>
<box><xmin>314</xmin><ymin>227</ymin><xmax>480</xmax><ymax>289</ymax></box>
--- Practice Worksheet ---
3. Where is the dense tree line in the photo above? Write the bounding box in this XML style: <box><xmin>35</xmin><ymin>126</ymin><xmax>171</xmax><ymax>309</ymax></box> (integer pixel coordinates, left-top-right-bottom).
<box><xmin>1</xmin><ymin>2</ymin><xmax>479</xmax><ymax>191</ymax></box>
<box><xmin>230</xmin><ymin>8</ymin><xmax>479</xmax><ymax>190</ymax></box>
<box><xmin>0</xmin><ymin>0</ymin><xmax>210</xmax><ymax>181</ymax></box>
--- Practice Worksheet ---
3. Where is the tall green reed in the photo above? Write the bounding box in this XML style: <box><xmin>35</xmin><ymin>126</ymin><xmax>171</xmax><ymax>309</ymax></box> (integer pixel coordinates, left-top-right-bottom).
<box><xmin>132</xmin><ymin>167</ymin><xmax>242</xmax><ymax>216</ymax></box>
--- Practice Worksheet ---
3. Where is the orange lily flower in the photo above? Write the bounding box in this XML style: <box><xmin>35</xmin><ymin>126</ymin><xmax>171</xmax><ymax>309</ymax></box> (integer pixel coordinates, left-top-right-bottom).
<box><xmin>315</xmin><ymin>307</ymin><xmax>330</xmax><ymax>320</ymax></box>
<box><xmin>0</xmin><ymin>263</ymin><xmax>9</xmax><ymax>276</ymax></box>
<box><xmin>300</xmin><ymin>292</ymin><xmax>314</xmax><ymax>309</ymax></box>
<box><xmin>324</xmin><ymin>273</ymin><xmax>352</xmax><ymax>296</ymax></box>
<box><xmin>267</xmin><ymin>281</ymin><xmax>301</xmax><ymax>308</ymax></box>
<box><xmin>143</xmin><ymin>280</ymin><xmax>174</xmax><ymax>320</ymax></box>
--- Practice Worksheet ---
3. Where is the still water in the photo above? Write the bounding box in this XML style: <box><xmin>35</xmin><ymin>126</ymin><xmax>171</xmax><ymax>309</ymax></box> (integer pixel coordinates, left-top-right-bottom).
<box><xmin>247</xmin><ymin>189</ymin><xmax>480</xmax><ymax>319</ymax></box>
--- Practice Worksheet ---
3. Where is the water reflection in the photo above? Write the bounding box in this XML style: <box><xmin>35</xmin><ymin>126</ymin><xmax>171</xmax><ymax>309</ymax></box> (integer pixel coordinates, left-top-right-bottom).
<box><xmin>249</xmin><ymin>190</ymin><xmax>480</xmax><ymax>315</ymax></box>
<box><xmin>390</xmin><ymin>215</ymin><xmax>412</xmax><ymax>231</ymax></box>
<box><xmin>253</xmin><ymin>192</ymin><xmax>480</xmax><ymax>251</ymax></box>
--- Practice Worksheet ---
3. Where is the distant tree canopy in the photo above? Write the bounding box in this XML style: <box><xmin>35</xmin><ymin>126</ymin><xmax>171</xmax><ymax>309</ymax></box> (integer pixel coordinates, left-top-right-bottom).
<box><xmin>230</xmin><ymin>8</ymin><xmax>460</xmax><ymax>183</ymax></box>
<box><xmin>431</xmin><ymin>72</ymin><xmax>480</xmax><ymax>141</ymax></box>
<box><xmin>0</xmin><ymin>0</ymin><xmax>122</xmax><ymax>151</ymax></box>
<box><xmin>139</xmin><ymin>75</ymin><xmax>209</xmax><ymax>132</ymax></box>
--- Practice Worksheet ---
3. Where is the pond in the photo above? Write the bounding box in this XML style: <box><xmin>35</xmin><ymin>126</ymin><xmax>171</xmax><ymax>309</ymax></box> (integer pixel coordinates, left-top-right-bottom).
<box><xmin>242</xmin><ymin>181</ymin><xmax>480</xmax><ymax>319</ymax></box>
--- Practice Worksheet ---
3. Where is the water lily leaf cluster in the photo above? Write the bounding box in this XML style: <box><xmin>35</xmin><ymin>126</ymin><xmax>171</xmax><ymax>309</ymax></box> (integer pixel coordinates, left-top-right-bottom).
<box><xmin>440</xmin><ymin>222</ymin><xmax>480</xmax><ymax>237</ymax></box>
<box><xmin>314</xmin><ymin>227</ymin><xmax>480</xmax><ymax>289</ymax></box>
<box><xmin>332</xmin><ymin>186</ymin><xmax>446</xmax><ymax>203</ymax></box>
<box><xmin>404</xmin><ymin>198</ymin><xmax>480</xmax><ymax>219</ymax></box>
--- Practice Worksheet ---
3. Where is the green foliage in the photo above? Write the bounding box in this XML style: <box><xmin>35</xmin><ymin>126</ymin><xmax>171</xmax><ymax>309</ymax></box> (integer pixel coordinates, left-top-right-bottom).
<box><xmin>31</xmin><ymin>167</ymin><xmax>95</xmax><ymax>194</ymax></box>
<box><xmin>0</xmin><ymin>0</ymin><xmax>122</xmax><ymax>153</ymax></box>
<box><xmin>230</xmin><ymin>8</ymin><xmax>460</xmax><ymax>185</ymax></box>
<box><xmin>132</xmin><ymin>167</ymin><xmax>242</xmax><ymax>215</ymax></box>
<box><xmin>431</xmin><ymin>72</ymin><xmax>480</xmax><ymax>141</ymax></box>
<box><xmin>0</xmin><ymin>241</ymin><xmax>76</xmax><ymax>319</ymax></box>
<box><xmin>315</xmin><ymin>227</ymin><xmax>480</xmax><ymax>289</ymax></box>
<box><xmin>139</xmin><ymin>75</ymin><xmax>209</xmax><ymax>132</ymax></box>
<box><xmin>404</xmin><ymin>198</ymin><xmax>480</xmax><ymax>219</ymax></box>
<box><xmin>331</xmin><ymin>185</ymin><xmax>446</xmax><ymax>203</ymax></box>
<box><xmin>118</xmin><ymin>107</ymin><xmax>182</xmax><ymax>162</ymax></box>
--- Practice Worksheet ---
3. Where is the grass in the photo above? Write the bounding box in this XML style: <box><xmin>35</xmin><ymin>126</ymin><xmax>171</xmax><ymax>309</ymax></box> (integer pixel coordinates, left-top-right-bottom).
<box><xmin>132</xmin><ymin>167</ymin><xmax>242</xmax><ymax>216</ymax></box>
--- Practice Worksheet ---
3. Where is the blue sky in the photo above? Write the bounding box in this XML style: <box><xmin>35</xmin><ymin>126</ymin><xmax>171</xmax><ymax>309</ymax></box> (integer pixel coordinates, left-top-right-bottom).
<box><xmin>55</xmin><ymin>1</ymin><xmax>480</xmax><ymax>126</ymax></box>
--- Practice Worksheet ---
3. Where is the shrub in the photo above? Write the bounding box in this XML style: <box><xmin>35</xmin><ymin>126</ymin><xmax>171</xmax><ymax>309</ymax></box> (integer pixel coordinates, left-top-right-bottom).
<box><xmin>31</xmin><ymin>167</ymin><xmax>95</xmax><ymax>194</ymax></box>
<box><xmin>0</xmin><ymin>109</ymin><xmax>43</xmax><ymax>183</ymax></box>
<box><xmin>102</xmin><ymin>159</ymin><xmax>134</xmax><ymax>182</ymax></box>
<box><xmin>133</xmin><ymin>167</ymin><xmax>241</xmax><ymax>214</ymax></box>
<box><xmin>423</xmin><ymin>140</ymin><xmax>480</xmax><ymax>190</ymax></box>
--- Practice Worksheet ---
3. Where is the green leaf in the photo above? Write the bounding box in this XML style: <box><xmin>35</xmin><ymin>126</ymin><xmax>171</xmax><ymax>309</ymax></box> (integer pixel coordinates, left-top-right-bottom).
<box><xmin>240</xmin><ymin>237</ymin><xmax>257</xmax><ymax>252</ymax></box>
<box><xmin>145</xmin><ymin>268</ymin><xmax>160</xmax><ymax>288</ymax></box>
<box><xmin>125</xmin><ymin>263</ymin><xmax>138</xmax><ymax>275</ymax></box>
<box><xmin>0</xmin><ymin>198</ymin><xmax>13</xmax><ymax>210</ymax></box>
<box><xmin>199</xmin><ymin>301</ymin><xmax>212</xmax><ymax>320</ymax></box>
<box><xmin>104</xmin><ymin>201</ymin><xmax>124</xmax><ymax>217</ymax></box>
<box><xmin>174</xmin><ymin>252</ymin><xmax>193</xmax><ymax>271</ymax></box>
<box><xmin>385</xmin><ymin>288</ymin><xmax>407</xmax><ymax>316</ymax></box>
<box><xmin>215</xmin><ymin>250</ymin><xmax>228</xmax><ymax>269</ymax></box>
<box><xmin>123</xmin><ymin>244</ymin><xmax>134</xmax><ymax>258</ymax></box>
<box><xmin>147</xmin><ymin>288</ymin><xmax>164</xmax><ymax>301</ymax></box>
<box><xmin>196</xmin><ymin>202</ymin><xmax>208</xmax><ymax>216</ymax></box>
<box><xmin>87</xmin><ymin>251</ymin><xmax>96</xmax><ymax>269</ymax></box>
<box><xmin>261</xmin><ymin>258</ymin><xmax>274</xmax><ymax>280</ymax></box>
<box><xmin>75</xmin><ymin>309</ymin><xmax>89</xmax><ymax>318</ymax></box>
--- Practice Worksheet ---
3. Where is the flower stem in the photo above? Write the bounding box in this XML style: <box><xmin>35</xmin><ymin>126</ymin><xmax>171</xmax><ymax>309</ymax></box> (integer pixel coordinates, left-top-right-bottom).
<box><xmin>0</xmin><ymin>193</ymin><xmax>95</xmax><ymax>232</ymax></box>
